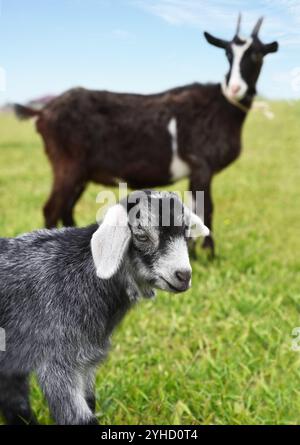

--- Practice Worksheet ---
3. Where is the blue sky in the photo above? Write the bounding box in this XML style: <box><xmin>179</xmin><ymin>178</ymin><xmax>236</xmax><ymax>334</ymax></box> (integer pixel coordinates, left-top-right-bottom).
<box><xmin>0</xmin><ymin>0</ymin><xmax>299</xmax><ymax>105</ymax></box>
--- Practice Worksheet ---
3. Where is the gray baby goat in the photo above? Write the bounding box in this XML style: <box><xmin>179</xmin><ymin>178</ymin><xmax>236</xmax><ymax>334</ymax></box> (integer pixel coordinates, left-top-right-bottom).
<box><xmin>0</xmin><ymin>191</ymin><xmax>208</xmax><ymax>425</ymax></box>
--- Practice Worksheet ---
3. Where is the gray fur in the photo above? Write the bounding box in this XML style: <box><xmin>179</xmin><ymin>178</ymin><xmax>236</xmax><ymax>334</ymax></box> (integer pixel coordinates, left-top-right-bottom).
<box><xmin>0</xmin><ymin>191</ymin><xmax>208</xmax><ymax>425</ymax></box>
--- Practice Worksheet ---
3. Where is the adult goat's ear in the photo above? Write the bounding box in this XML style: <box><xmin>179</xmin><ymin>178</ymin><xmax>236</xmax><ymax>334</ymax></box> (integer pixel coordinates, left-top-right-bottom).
<box><xmin>189</xmin><ymin>212</ymin><xmax>210</xmax><ymax>239</ymax></box>
<box><xmin>204</xmin><ymin>31</ymin><xmax>228</xmax><ymax>49</ymax></box>
<box><xmin>91</xmin><ymin>204</ymin><xmax>131</xmax><ymax>279</ymax></box>
<box><xmin>262</xmin><ymin>41</ymin><xmax>279</xmax><ymax>55</ymax></box>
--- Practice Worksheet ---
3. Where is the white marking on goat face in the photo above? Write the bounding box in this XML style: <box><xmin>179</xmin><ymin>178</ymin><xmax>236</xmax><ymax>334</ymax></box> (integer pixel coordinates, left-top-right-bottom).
<box><xmin>167</xmin><ymin>117</ymin><xmax>190</xmax><ymax>182</ymax></box>
<box><xmin>154</xmin><ymin>237</ymin><xmax>192</xmax><ymax>286</ymax></box>
<box><xmin>222</xmin><ymin>38</ymin><xmax>253</xmax><ymax>100</ymax></box>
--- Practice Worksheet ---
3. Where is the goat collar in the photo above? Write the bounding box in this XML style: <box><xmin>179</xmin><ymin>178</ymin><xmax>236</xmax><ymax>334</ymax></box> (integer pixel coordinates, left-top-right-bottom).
<box><xmin>221</xmin><ymin>84</ymin><xmax>251</xmax><ymax>114</ymax></box>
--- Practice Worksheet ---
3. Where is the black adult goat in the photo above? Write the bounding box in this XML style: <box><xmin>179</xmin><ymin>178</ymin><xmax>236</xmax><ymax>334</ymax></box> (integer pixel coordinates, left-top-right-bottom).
<box><xmin>15</xmin><ymin>15</ymin><xmax>278</xmax><ymax>256</ymax></box>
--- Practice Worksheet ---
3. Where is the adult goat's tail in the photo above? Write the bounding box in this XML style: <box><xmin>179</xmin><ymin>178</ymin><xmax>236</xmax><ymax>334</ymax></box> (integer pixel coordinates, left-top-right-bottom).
<box><xmin>14</xmin><ymin>104</ymin><xmax>41</xmax><ymax>120</ymax></box>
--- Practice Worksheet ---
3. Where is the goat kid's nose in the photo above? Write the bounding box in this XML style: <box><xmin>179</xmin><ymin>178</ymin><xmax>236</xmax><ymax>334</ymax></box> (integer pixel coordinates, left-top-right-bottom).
<box><xmin>230</xmin><ymin>84</ymin><xmax>241</xmax><ymax>95</ymax></box>
<box><xmin>175</xmin><ymin>269</ymin><xmax>192</xmax><ymax>284</ymax></box>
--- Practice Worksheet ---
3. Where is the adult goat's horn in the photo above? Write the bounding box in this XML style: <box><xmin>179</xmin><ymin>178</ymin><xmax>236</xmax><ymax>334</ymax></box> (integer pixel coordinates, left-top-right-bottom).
<box><xmin>235</xmin><ymin>13</ymin><xmax>242</xmax><ymax>36</ymax></box>
<box><xmin>252</xmin><ymin>17</ymin><xmax>264</xmax><ymax>37</ymax></box>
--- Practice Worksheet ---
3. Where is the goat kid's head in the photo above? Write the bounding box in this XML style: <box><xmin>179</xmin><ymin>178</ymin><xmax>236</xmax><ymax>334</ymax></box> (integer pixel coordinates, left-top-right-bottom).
<box><xmin>204</xmin><ymin>14</ymin><xmax>278</xmax><ymax>101</ymax></box>
<box><xmin>91</xmin><ymin>191</ymin><xmax>209</xmax><ymax>294</ymax></box>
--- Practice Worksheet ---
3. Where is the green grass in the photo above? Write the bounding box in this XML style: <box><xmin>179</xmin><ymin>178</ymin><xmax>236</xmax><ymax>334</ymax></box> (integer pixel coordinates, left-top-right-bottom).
<box><xmin>0</xmin><ymin>101</ymin><xmax>300</xmax><ymax>424</ymax></box>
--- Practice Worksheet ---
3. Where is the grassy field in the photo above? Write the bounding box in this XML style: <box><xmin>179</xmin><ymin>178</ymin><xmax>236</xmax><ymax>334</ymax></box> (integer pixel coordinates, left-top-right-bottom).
<box><xmin>0</xmin><ymin>101</ymin><xmax>300</xmax><ymax>425</ymax></box>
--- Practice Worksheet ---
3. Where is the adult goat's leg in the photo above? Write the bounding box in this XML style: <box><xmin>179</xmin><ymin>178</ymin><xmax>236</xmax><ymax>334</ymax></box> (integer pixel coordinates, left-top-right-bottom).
<box><xmin>43</xmin><ymin>187</ymin><xmax>63</xmax><ymax>229</ymax></box>
<box><xmin>0</xmin><ymin>373</ymin><xmax>38</xmax><ymax>425</ymax></box>
<box><xmin>201</xmin><ymin>183</ymin><xmax>214</xmax><ymax>256</ymax></box>
<box><xmin>61</xmin><ymin>182</ymin><xmax>86</xmax><ymax>227</ymax></box>
<box><xmin>190</xmin><ymin>169</ymin><xmax>215</xmax><ymax>257</ymax></box>
<box><xmin>44</xmin><ymin>173</ymin><xmax>84</xmax><ymax>228</ymax></box>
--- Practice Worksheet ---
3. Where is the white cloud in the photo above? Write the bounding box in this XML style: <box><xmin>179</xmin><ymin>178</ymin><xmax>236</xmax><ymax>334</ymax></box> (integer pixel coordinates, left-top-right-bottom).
<box><xmin>133</xmin><ymin>0</ymin><xmax>300</xmax><ymax>46</ymax></box>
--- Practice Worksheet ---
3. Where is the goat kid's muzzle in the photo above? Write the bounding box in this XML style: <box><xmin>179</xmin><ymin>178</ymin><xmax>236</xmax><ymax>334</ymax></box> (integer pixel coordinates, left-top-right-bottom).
<box><xmin>159</xmin><ymin>268</ymin><xmax>192</xmax><ymax>293</ymax></box>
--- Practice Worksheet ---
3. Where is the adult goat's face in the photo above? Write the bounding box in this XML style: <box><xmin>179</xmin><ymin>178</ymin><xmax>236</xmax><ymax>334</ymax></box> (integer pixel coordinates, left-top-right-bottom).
<box><xmin>204</xmin><ymin>14</ymin><xmax>278</xmax><ymax>101</ymax></box>
<box><xmin>92</xmin><ymin>191</ymin><xmax>209</xmax><ymax>294</ymax></box>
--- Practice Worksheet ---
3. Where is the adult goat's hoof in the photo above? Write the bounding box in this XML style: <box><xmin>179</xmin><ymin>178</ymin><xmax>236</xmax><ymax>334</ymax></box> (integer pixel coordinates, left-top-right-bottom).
<box><xmin>202</xmin><ymin>236</ymin><xmax>215</xmax><ymax>259</ymax></box>
<box><xmin>188</xmin><ymin>239</ymin><xmax>198</xmax><ymax>260</ymax></box>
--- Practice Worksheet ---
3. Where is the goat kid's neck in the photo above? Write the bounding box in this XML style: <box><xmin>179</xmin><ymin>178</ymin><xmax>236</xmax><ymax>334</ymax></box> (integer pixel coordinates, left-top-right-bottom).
<box><xmin>122</xmin><ymin>260</ymin><xmax>156</xmax><ymax>303</ymax></box>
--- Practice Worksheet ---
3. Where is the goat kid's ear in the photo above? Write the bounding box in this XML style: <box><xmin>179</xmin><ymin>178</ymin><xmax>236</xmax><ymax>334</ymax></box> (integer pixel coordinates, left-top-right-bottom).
<box><xmin>91</xmin><ymin>204</ymin><xmax>131</xmax><ymax>279</ymax></box>
<box><xmin>189</xmin><ymin>212</ymin><xmax>210</xmax><ymax>239</ymax></box>
<box><xmin>262</xmin><ymin>41</ymin><xmax>279</xmax><ymax>55</ymax></box>
<box><xmin>204</xmin><ymin>31</ymin><xmax>228</xmax><ymax>49</ymax></box>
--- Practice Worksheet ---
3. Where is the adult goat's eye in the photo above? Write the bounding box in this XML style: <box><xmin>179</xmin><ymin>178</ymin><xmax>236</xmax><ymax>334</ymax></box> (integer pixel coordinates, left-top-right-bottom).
<box><xmin>251</xmin><ymin>52</ymin><xmax>262</xmax><ymax>63</ymax></box>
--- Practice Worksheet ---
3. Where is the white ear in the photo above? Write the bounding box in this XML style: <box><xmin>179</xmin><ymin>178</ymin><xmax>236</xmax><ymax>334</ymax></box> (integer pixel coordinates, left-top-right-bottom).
<box><xmin>189</xmin><ymin>212</ymin><xmax>210</xmax><ymax>238</ymax></box>
<box><xmin>91</xmin><ymin>204</ymin><xmax>131</xmax><ymax>279</ymax></box>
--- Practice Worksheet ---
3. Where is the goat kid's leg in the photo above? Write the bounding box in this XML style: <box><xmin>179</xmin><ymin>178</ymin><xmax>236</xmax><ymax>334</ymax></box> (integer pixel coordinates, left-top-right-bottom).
<box><xmin>0</xmin><ymin>373</ymin><xmax>38</xmax><ymax>425</ymax></box>
<box><xmin>190</xmin><ymin>172</ymin><xmax>215</xmax><ymax>258</ymax></box>
<box><xmin>84</xmin><ymin>367</ymin><xmax>97</xmax><ymax>414</ymax></box>
<box><xmin>37</xmin><ymin>365</ymin><xmax>98</xmax><ymax>425</ymax></box>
